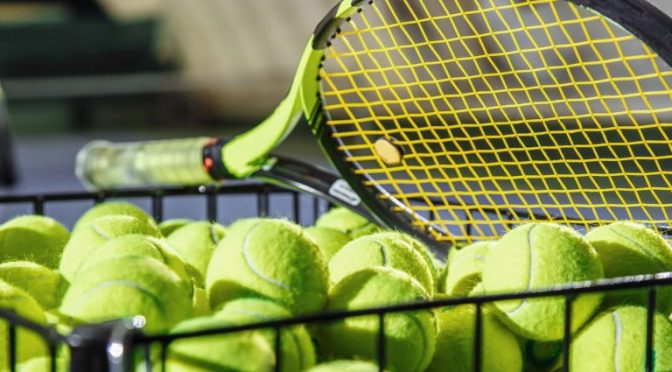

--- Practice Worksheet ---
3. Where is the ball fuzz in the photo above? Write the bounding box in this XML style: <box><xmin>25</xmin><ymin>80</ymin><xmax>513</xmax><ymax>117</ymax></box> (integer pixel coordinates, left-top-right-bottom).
<box><xmin>305</xmin><ymin>360</ymin><xmax>380</xmax><ymax>372</ymax></box>
<box><xmin>72</xmin><ymin>201</ymin><xmax>156</xmax><ymax>232</ymax></box>
<box><xmin>59</xmin><ymin>215</ymin><xmax>162</xmax><ymax>282</ymax></box>
<box><xmin>328</xmin><ymin>232</ymin><xmax>435</xmax><ymax>296</ymax></box>
<box><xmin>167</xmin><ymin>221</ymin><xmax>226</xmax><ymax>287</ymax></box>
<box><xmin>0</xmin><ymin>280</ymin><xmax>49</xmax><ymax>369</ymax></box>
<box><xmin>164</xmin><ymin>316</ymin><xmax>275</xmax><ymax>372</ymax></box>
<box><xmin>442</xmin><ymin>241</ymin><xmax>492</xmax><ymax>296</ymax></box>
<box><xmin>216</xmin><ymin>298</ymin><xmax>316</xmax><ymax>372</ymax></box>
<box><xmin>0</xmin><ymin>261</ymin><xmax>66</xmax><ymax>310</ymax></box>
<box><xmin>304</xmin><ymin>226</ymin><xmax>351</xmax><ymax>261</ymax></box>
<box><xmin>59</xmin><ymin>256</ymin><xmax>192</xmax><ymax>333</ymax></box>
<box><xmin>585</xmin><ymin>222</ymin><xmax>672</xmax><ymax>313</ymax></box>
<box><xmin>0</xmin><ymin>215</ymin><xmax>69</xmax><ymax>269</ymax></box>
<box><xmin>317</xmin><ymin>267</ymin><xmax>436</xmax><ymax>372</ymax></box>
<box><xmin>482</xmin><ymin>223</ymin><xmax>604</xmax><ymax>341</ymax></box>
<box><xmin>570</xmin><ymin>306</ymin><xmax>672</xmax><ymax>371</ymax></box>
<box><xmin>206</xmin><ymin>218</ymin><xmax>328</xmax><ymax>314</ymax></box>
<box><xmin>73</xmin><ymin>234</ymin><xmax>192</xmax><ymax>290</ymax></box>
<box><xmin>315</xmin><ymin>207</ymin><xmax>383</xmax><ymax>239</ymax></box>
<box><xmin>426</xmin><ymin>305</ymin><xmax>523</xmax><ymax>372</ymax></box>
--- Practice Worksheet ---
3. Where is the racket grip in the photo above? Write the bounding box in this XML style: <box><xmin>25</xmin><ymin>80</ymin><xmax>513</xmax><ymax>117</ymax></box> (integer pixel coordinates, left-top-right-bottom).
<box><xmin>76</xmin><ymin>137</ymin><xmax>217</xmax><ymax>189</ymax></box>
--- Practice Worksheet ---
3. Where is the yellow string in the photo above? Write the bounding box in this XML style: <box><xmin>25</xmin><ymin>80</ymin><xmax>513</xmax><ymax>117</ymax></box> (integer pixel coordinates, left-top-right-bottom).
<box><xmin>319</xmin><ymin>0</ymin><xmax>672</xmax><ymax>244</ymax></box>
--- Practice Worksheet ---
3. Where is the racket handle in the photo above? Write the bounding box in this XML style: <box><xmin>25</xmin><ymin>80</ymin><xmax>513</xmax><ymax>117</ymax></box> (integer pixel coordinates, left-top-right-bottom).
<box><xmin>76</xmin><ymin>138</ymin><xmax>218</xmax><ymax>189</ymax></box>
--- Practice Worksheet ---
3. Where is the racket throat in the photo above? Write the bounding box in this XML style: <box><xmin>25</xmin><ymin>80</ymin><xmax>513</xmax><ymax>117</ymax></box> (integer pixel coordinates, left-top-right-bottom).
<box><xmin>255</xmin><ymin>155</ymin><xmax>370</xmax><ymax>217</ymax></box>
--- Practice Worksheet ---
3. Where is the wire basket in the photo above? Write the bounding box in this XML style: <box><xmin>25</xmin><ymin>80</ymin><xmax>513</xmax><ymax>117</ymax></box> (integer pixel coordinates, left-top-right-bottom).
<box><xmin>0</xmin><ymin>183</ymin><xmax>670</xmax><ymax>372</ymax></box>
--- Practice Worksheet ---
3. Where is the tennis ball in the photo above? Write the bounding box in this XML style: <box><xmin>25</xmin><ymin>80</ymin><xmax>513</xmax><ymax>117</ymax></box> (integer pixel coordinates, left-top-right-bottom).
<box><xmin>192</xmin><ymin>287</ymin><xmax>210</xmax><ymax>317</ymax></box>
<box><xmin>426</xmin><ymin>305</ymin><xmax>523</xmax><ymax>372</ymax></box>
<box><xmin>0</xmin><ymin>261</ymin><xmax>67</xmax><ymax>310</ymax></box>
<box><xmin>72</xmin><ymin>234</ymin><xmax>192</xmax><ymax>291</ymax></box>
<box><xmin>315</xmin><ymin>207</ymin><xmax>383</xmax><ymax>239</ymax></box>
<box><xmin>206</xmin><ymin>218</ymin><xmax>328</xmax><ymax>314</ymax></box>
<box><xmin>216</xmin><ymin>298</ymin><xmax>316</xmax><ymax>371</ymax></box>
<box><xmin>585</xmin><ymin>222</ymin><xmax>672</xmax><ymax>313</ymax></box>
<box><xmin>72</xmin><ymin>201</ymin><xmax>157</xmax><ymax>232</ymax></box>
<box><xmin>59</xmin><ymin>215</ymin><xmax>162</xmax><ymax>282</ymax></box>
<box><xmin>59</xmin><ymin>256</ymin><xmax>192</xmax><ymax>334</ymax></box>
<box><xmin>316</xmin><ymin>267</ymin><xmax>436</xmax><ymax>372</ymax></box>
<box><xmin>383</xmin><ymin>231</ymin><xmax>440</xmax><ymax>283</ymax></box>
<box><xmin>304</xmin><ymin>226</ymin><xmax>351</xmax><ymax>261</ymax></box>
<box><xmin>442</xmin><ymin>241</ymin><xmax>491</xmax><ymax>296</ymax></box>
<box><xmin>17</xmin><ymin>356</ymin><xmax>68</xmax><ymax>372</ymax></box>
<box><xmin>570</xmin><ymin>306</ymin><xmax>672</xmax><ymax>371</ymax></box>
<box><xmin>468</xmin><ymin>282</ymin><xmax>486</xmax><ymax>297</ymax></box>
<box><xmin>164</xmin><ymin>316</ymin><xmax>275</xmax><ymax>372</ymax></box>
<box><xmin>328</xmin><ymin>232</ymin><xmax>435</xmax><ymax>296</ymax></box>
<box><xmin>45</xmin><ymin>309</ymin><xmax>77</xmax><ymax>335</ymax></box>
<box><xmin>482</xmin><ymin>223</ymin><xmax>604</xmax><ymax>341</ymax></box>
<box><xmin>159</xmin><ymin>218</ymin><xmax>194</xmax><ymax>237</ymax></box>
<box><xmin>305</xmin><ymin>360</ymin><xmax>381</xmax><ymax>372</ymax></box>
<box><xmin>167</xmin><ymin>222</ymin><xmax>226</xmax><ymax>287</ymax></box>
<box><xmin>0</xmin><ymin>215</ymin><xmax>69</xmax><ymax>269</ymax></box>
<box><xmin>0</xmin><ymin>280</ymin><xmax>49</xmax><ymax>370</ymax></box>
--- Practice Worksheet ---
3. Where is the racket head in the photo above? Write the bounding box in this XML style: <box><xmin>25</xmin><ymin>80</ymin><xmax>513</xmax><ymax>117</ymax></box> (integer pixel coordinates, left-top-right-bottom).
<box><xmin>305</xmin><ymin>0</ymin><xmax>672</xmax><ymax>249</ymax></box>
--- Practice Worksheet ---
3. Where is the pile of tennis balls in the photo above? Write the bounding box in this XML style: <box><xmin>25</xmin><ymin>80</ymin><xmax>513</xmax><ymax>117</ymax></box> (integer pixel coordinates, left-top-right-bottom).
<box><xmin>0</xmin><ymin>202</ymin><xmax>671</xmax><ymax>371</ymax></box>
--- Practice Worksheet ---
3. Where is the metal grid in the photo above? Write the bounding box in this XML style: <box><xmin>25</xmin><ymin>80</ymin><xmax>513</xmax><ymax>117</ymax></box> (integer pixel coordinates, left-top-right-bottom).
<box><xmin>0</xmin><ymin>184</ymin><xmax>669</xmax><ymax>372</ymax></box>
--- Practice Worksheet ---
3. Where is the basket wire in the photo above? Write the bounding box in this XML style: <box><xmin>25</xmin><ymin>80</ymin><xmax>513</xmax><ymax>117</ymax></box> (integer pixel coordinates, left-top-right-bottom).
<box><xmin>0</xmin><ymin>184</ymin><xmax>669</xmax><ymax>372</ymax></box>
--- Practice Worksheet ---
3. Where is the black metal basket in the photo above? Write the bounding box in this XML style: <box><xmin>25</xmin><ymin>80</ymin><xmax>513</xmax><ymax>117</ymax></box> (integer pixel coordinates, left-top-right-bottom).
<box><xmin>0</xmin><ymin>184</ymin><xmax>670</xmax><ymax>372</ymax></box>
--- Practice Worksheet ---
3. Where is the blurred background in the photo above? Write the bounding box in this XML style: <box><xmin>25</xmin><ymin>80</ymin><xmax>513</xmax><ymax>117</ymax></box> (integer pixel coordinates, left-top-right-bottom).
<box><xmin>0</xmin><ymin>0</ymin><xmax>339</xmax><ymax>195</ymax></box>
<box><xmin>0</xmin><ymin>0</ymin><xmax>671</xmax><ymax>195</ymax></box>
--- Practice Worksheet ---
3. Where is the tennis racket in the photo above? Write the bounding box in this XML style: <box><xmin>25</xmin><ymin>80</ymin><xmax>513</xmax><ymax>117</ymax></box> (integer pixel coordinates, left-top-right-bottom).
<box><xmin>77</xmin><ymin>0</ymin><xmax>672</xmax><ymax>249</ymax></box>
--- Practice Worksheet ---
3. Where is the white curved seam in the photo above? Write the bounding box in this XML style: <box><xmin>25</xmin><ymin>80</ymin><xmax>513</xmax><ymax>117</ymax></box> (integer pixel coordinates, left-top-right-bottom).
<box><xmin>612</xmin><ymin>312</ymin><xmax>623</xmax><ymax>372</ymax></box>
<box><xmin>506</xmin><ymin>225</ymin><xmax>536</xmax><ymax>315</ymax></box>
<box><xmin>147</xmin><ymin>237</ymin><xmax>169</xmax><ymax>264</ymax></box>
<box><xmin>607</xmin><ymin>225</ymin><xmax>666</xmax><ymax>270</ymax></box>
<box><xmin>242</xmin><ymin>225</ymin><xmax>291</xmax><ymax>290</ymax></box>
<box><xmin>378</xmin><ymin>242</ymin><xmax>389</xmax><ymax>266</ymax></box>
<box><xmin>74</xmin><ymin>279</ymin><xmax>162</xmax><ymax>314</ymax></box>
<box><xmin>91</xmin><ymin>215</ymin><xmax>135</xmax><ymax>240</ymax></box>
<box><xmin>210</xmin><ymin>224</ymin><xmax>221</xmax><ymax>244</ymax></box>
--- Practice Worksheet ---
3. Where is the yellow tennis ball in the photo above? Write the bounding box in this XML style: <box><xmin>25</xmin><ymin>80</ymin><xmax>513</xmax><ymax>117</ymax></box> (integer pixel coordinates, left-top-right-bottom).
<box><xmin>16</xmin><ymin>356</ymin><xmax>68</xmax><ymax>372</ymax></box>
<box><xmin>216</xmin><ymin>298</ymin><xmax>316</xmax><ymax>371</ymax></box>
<box><xmin>0</xmin><ymin>280</ymin><xmax>49</xmax><ymax>370</ymax></box>
<box><xmin>59</xmin><ymin>215</ymin><xmax>162</xmax><ymax>282</ymax></box>
<box><xmin>305</xmin><ymin>360</ymin><xmax>381</xmax><ymax>372</ymax></box>
<box><xmin>482</xmin><ymin>223</ymin><xmax>604</xmax><ymax>341</ymax></box>
<box><xmin>585</xmin><ymin>222</ymin><xmax>672</xmax><ymax>313</ymax></box>
<box><xmin>316</xmin><ymin>267</ymin><xmax>436</xmax><ymax>372</ymax></box>
<box><xmin>159</xmin><ymin>218</ymin><xmax>195</xmax><ymax>237</ymax></box>
<box><xmin>59</xmin><ymin>256</ymin><xmax>192</xmax><ymax>334</ymax></box>
<box><xmin>0</xmin><ymin>261</ymin><xmax>67</xmax><ymax>310</ymax></box>
<box><xmin>192</xmin><ymin>287</ymin><xmax>211</xmax><ymax>317</ymax></box>
<box><xmin>383</xmin><ymin>231</ymin><xmax>440</xmax><ymax>283</ymax></box>
<box><xmin>442</xmin><ymin>241</ymin><xmax>492</xmax><ymax>296</ymax></box>
<box><xmin>328</xmin><ymin>232</ymin><xmax>435</xmax><ymax>296</ymax></box>
<box><xmin>72</xmin><ymin>201</ymin><xmax>157</xmax><ymax>232</ymax></box>
<box><xmin>163</xmin><ymin>316</ymin><xmax>275</xmax><ymax>372</ymax></box>
<box><xmin>167</xmin><ymin>221</ymin><xmax>226</xmax><ymax>287</ymax></box>
<box><xmin>304</xmin><ymin>226</ymin><xmax>351</xmax><ymax>261</ymax></box>
<box><xmin>73</xmin><ymin>234</ymin><xmax>192</xmax><ymax>291</ymax></box>
<box><xmin>570</xmin><ymin>306</ymin><xmax>672</xmax><ymax>371</ymax></box>
<box><xmin>426</xmin><ymin>305</ymin><xmax>523</xmax><ymax>372</ymax></box>
<box><xmin>0</xmin><ymin>215</ymin><xmax>69</xmax><ymax>269</ymax></box>
<box><xmin>206</xmin><ymin>218</ymin><xmax>328</xmax><ymax>314</ymax></box>
<box><xmin>315</xmin><ymin>207</ymin><xmax>384</xmax><ymax>239</ymax></box>
<box><xmin>45</xmin><ymin>308</ymin><xmax>78</xmax><ymax>335</ymax></box>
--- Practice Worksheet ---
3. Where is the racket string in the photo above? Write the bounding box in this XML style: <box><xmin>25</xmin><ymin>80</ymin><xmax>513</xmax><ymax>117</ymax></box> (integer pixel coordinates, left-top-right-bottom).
<box><xmin>320</xmin><ymin>0</ymin><xmax>672</xmax><ymax>243</ymax></box>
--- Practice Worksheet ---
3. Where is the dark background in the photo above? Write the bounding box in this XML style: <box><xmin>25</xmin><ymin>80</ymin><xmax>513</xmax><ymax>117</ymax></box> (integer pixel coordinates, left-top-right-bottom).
<box><xmin>0</xmin><ymin>0</ymin><xmax>671</xmax><ymax>225</ymax></box>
